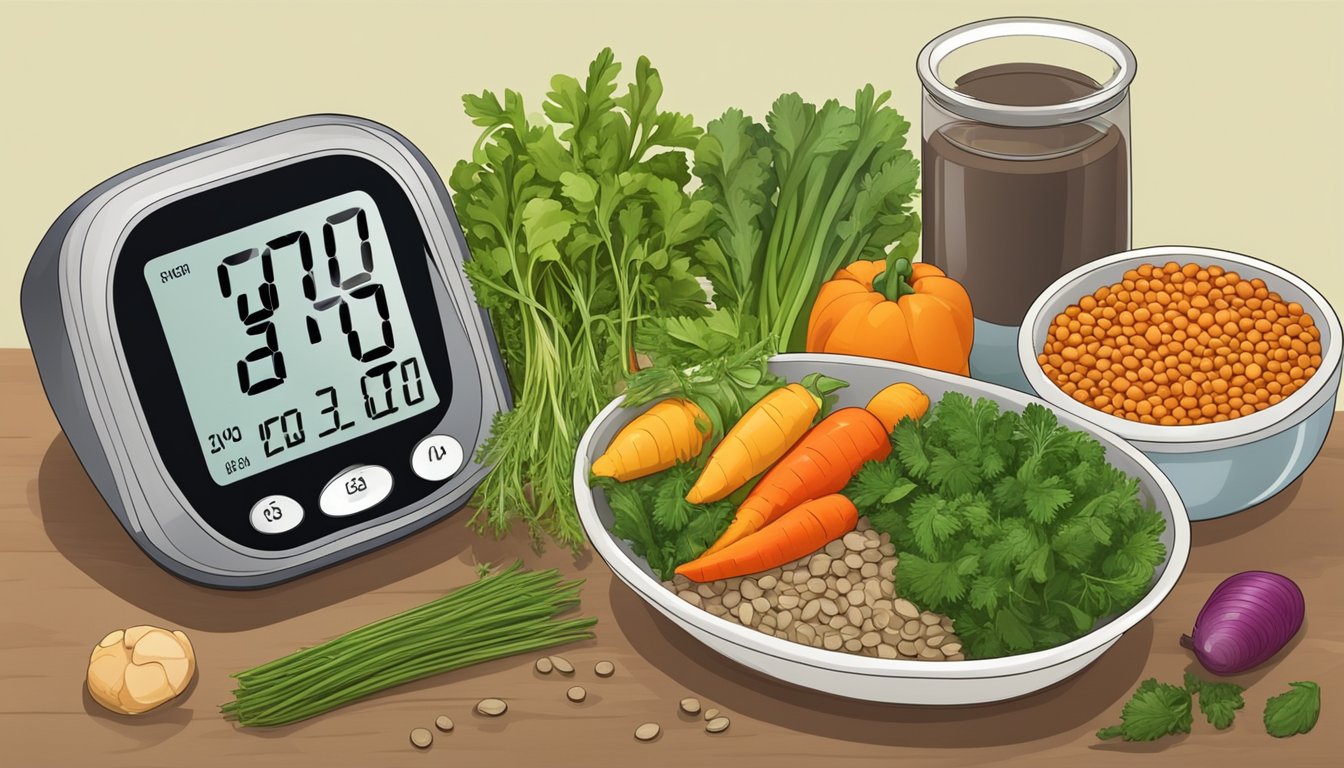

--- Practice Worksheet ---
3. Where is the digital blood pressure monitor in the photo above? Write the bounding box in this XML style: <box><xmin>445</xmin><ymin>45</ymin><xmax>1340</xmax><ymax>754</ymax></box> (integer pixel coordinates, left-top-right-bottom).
<box><xmin>22</xmin><ymin>115</ymin><xmax>510</xmax><ymax>588</ymax></box>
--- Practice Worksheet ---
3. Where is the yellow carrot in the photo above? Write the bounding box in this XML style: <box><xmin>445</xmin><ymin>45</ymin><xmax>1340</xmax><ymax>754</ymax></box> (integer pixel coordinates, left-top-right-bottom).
<box><xmin>675</xmin><ymin>494</ymin><xmax>858</xmax><ymax>582</ymax></box>
<box><xmin>685</xmin><ymin>382</ymin><xmax>822</xmax><ymax>504</ymax></box>
<box><xmin>865</xmin><ymin>381</ymin><xmax>930</xmax><ymax>431</ymax></box>
<box><xmin>591</xmin><ymin>398</ymin><xmax>709</xmax><ymax>482</ymax></box>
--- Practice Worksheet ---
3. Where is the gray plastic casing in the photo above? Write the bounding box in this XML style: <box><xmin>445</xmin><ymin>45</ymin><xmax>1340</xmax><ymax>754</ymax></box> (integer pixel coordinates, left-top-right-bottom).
<box><xmin>21</xmin><ymin>115</ymin><xmax>511</xmax><ymax>589</ymax></box>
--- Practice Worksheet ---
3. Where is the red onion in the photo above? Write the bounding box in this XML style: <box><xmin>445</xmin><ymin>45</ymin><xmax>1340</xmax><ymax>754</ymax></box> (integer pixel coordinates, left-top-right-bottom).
<box><xmin>1180</xmin><ymin>570</ymin><xmax>1305</xmax><ymax>675</ymax></box>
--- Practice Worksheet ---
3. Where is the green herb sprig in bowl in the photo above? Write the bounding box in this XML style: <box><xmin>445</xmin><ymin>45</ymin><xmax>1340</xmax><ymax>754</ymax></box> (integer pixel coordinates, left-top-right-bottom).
<box><xmin>849</xmin><ymin>393</ymin><xmax>1167</xmax><ymax>659</ymax></box>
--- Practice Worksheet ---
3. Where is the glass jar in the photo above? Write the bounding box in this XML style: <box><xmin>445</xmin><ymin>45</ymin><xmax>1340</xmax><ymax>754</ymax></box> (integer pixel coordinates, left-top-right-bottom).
<box><xmin>916</xmin><ymin>18</ymin><xmax>1136</xmax><ymax>390</ymax></box>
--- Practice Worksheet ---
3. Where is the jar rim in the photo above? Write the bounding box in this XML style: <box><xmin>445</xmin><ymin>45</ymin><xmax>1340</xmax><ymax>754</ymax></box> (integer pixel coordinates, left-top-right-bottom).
<box><xmin>916</xmin><ymin>17</ymin><xmax>1137</xmax><ymax>127</ymax></box>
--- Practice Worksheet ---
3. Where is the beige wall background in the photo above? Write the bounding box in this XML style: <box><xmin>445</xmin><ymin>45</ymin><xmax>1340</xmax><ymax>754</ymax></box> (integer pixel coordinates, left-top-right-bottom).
<box><xmin>2</xmin><ymin>0</ymin><xmax>1340</xmax><ymax>375</ymax></box>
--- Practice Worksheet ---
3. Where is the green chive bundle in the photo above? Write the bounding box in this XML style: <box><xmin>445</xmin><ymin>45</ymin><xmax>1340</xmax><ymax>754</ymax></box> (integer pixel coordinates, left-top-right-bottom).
<box><xmin>221</xmin><ymin>562</ymin><xmax>596</xmax><ymax>726</ymax></box>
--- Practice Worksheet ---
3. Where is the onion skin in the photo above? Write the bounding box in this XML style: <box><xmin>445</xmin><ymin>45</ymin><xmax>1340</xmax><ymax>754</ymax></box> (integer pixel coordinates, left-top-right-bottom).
<box><xmin>1181</xmin><ymin>571</ymin><xmax>1305</xmax><ymax>675</ymax></box>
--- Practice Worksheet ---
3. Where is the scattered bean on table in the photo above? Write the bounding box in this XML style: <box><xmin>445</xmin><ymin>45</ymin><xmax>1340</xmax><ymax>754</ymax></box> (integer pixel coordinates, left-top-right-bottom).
<box><xmin>706</xmin><ymin>716</ymin><xmax>731</xmax><ymax>734</ymax></box>
<box><xmin>434</xmin><ymin>715</ymin><xmax>453</xmax><ymax>732</ymax></box>
<box><xmin>594</xmin><ymin>660</ymin><xmax>615</xmax><ymax>677</ymax></box>
<box><xmin>476</xmin><ymin>698</ymin><xmax>508</xmax><ymax>716</ymax></box>
<box><xmin>409</xmin><ymin>728</ymin><xmax>433</xmax><ymax>748</ymax></box>
<box><xmin>635</xmin><ymin>722</ymin><xmax>661</xmax><ymax>741</ymax></box>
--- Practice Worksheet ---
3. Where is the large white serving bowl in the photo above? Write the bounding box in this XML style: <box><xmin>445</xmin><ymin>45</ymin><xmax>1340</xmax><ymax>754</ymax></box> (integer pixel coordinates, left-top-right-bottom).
<box><xmin>574</xmin><ymin>354</ymin><xmax>1190</xmax><ymax>705</ymax></box>
<box><xmin>1018</xmin><ymin>246</ymin><xmax>1342</xmax><ymax>521</ymax></box>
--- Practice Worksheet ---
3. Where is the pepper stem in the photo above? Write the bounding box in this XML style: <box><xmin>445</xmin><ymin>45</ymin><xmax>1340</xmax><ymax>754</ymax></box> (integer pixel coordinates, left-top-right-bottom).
<box><xmin>872</xmin><ymin>254</ymin><xmax>917</xmax><ymax>302</ymax></box>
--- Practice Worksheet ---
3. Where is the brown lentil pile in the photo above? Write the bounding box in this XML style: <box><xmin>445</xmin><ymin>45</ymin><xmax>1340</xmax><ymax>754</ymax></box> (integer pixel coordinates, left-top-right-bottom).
<box><xmin>662</xmin><ymin>517</ymin><xmax>963</xmax><ymax>661</ymax></box>
<box><xmin>1038</xmin><ymin>262</ymin><xmax>1323</xmax><ymax>425</ymax></box>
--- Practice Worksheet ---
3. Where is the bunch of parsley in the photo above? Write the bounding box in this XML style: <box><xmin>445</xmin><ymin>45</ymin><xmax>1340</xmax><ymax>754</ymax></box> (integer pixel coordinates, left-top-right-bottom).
<box><xmin>688</xmin><ymin>87</ymin><xmax>921</xmax><ymax>350</ymax></box>
<box><xmin>848</xmin><ymin>393</ymin><xmax>1166</xmax><ymax>659</ymax></box>
<box><xmin>449</xmin><ymin>50</ymin><xmax>716</xmax><ymax>547</ymax></box>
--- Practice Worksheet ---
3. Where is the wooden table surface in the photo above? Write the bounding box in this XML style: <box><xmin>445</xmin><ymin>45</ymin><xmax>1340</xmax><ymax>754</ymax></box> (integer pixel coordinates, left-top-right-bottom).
<box><xmin>2</xmin><ymin>347</ymin><xmax>1340</xmax><ymax>768</ymax></box>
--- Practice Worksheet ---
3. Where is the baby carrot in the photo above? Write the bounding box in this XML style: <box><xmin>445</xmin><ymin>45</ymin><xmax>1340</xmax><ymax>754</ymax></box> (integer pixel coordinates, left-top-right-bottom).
<box><xmin>700</xmin><ymin>382</ymin><xmax>927</xmax><ymax>556</ymax></box>
<box><xmin>686</xmin><ymin>376</ymin><xmax>837</xmax><ymax>504</ymax></box>
<box><xmin>675</xmin><ymin>495</ymin><xmax>858</xmax><ymax>582</ymax></box>
<box><xmin>591</xmin><ymin>398</ymin><xmax>710</xmax><ymax>482</ymax></box>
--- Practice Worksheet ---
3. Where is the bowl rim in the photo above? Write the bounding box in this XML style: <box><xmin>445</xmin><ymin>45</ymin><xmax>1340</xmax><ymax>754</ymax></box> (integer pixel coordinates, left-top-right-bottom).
<box><xmin>574</xmin><ymin>353</ymin><xmax>1191</xmax><ymax>680</ymax></box>
<box><xmin>1018</xmin><ymin>245</ymin><xmax>1343</xmax><ymax>445</ymax></box>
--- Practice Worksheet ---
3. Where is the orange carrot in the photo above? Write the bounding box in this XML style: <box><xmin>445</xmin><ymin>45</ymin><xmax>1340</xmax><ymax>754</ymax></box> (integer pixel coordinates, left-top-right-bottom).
<box><xmin>686</xmin><ymin>382</ymin><xmax>822</xmax><ymax>504</ymax></box>
<box><xmin>699</xmin><ymin>382</ymin><xmax>930</xmax><ymax>556</ymax></box>
<box><xmin>591</xmin><ymin>398</ymin><xmax>709</xmax><ymax>482</ymax></box>
<box><xmin>700</xmin><ymin>407</ymin><xmax>890</xmax><ymax>556</ymax></box>
<box><xmin>676</xmin><ymin>494</ymin><xmax>858</xmax><ymax>582</ymax></box>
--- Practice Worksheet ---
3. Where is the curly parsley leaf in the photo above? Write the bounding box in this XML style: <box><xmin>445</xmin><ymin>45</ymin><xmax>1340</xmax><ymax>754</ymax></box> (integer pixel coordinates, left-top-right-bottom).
<box><xmin>907</xmin><ymin>495</ymin><xmax>962</xmax><ymax>557</ymax></box>
<box><xmin>1023</xmin><ymin>476</ymin><xmax>1073</xmax><ymax>524</ymax></box>
<box><xmin>896</xmin><ymin>552</ymin><xmax>966</xmax><ymax>606</ymax></box>
<box><xmin>1183</xmin><ymin>672</ymin><xmax>1245</xmax><ymax>730</ymax></box>
<box><xmin>599</xmin><ymin>463</ymin><xmax>734</xmax><ymax>581</ymax></box>
<box><xmin>847</xmin><ymin>462</ymin><xmax>912</xmax><ymax>509</ymax></box>
<box><xmin>1097</xmin><ymin>678</ymin><xmax>1193</xmax><ymax>742</ymax></box>
<box><xmin>891</xmin><ymin>421</ymin><xmax>930</xmax><ymax>478</ymax></box>
<box><xmin>1263</xmin><ymin>681</ymin><xmax>1321</xmax><ymax>738</ymax></box>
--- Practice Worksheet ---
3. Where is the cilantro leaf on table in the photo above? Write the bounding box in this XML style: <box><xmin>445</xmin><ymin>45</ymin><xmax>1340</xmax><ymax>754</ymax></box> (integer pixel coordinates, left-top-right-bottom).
<box><xmin>1183</xmin><ymin>672</ymin><xmax>1246</xmax><ymax>730</ymax></box>
<box><xmin>1263</xmin><ymin>681</ymin><xmax>1321</xmax><ymax>737</ymax></box>
<box><xmin>855</xmin><ymin>392</ymin><xmax>1166</xmax><ymax>659</ymax></box>
<box><xmin>1097</xmin><ymin>678</ymin><xmax>1193</xmax><ymax>742</ymax></box>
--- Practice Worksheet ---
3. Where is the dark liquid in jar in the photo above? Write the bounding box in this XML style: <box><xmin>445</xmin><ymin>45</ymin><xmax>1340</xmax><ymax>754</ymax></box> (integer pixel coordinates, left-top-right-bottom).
<box><xmin>922</xmin><ymin>63</ymin><xmax>1129</xmax><ymax>326</ymax></box>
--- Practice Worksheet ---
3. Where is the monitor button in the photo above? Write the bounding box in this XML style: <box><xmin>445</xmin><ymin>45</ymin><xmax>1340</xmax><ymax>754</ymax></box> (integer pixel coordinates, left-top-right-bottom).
<box><xmin>411</xmin><ymin>435</ymin><xmax>464</xmax><ymax>481</ymax></box>
<box><xmin>320</xmin><ymin>465</ymin><xmax>393</xmax><ymax>517</ymax></box>
<box><xmin>249</xmin><ymin>495</ymin><xmax>303</xmax><ymax>534</ymax></box>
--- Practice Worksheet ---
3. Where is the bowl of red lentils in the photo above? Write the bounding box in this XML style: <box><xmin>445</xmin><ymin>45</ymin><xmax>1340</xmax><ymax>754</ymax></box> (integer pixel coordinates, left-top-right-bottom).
<box><xmin>1019</xmin><ymin>246</ymin><xmax>1341</xmax><ymax>520</ymax></box>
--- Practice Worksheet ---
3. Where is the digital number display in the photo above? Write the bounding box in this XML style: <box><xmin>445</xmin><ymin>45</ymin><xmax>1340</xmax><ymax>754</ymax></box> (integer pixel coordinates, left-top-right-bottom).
<box><xmin>143</xmin><ymin>190</ymin><xmax>439</xmax><ymax>485</ymax></box>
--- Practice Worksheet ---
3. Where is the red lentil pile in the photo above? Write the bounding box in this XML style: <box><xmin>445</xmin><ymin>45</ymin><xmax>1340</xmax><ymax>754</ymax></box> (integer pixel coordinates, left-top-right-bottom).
<box><xmin>1038</xmin><ymin>262</ymin><xmax>1323</xmax><ymax>425</ymax></box>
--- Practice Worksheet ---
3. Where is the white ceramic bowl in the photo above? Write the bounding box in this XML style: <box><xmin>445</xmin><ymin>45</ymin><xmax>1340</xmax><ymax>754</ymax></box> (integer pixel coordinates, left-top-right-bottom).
<box><xmin>574</xmin><ymin>354</ymin><xmax>1190</xmax><ymax>705</ymax></box>
<box><xmin>1018</xmin><ymin>246</ymin><xmax>1342</xmax><ymax>520</ymax></box>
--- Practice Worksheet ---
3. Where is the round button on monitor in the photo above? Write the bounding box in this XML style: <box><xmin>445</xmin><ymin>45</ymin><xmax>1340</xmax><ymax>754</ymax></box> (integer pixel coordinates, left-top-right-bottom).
<box><xmin>249</xmin><ymin>495</ymin><xmax>303</xmax><ymax>534</ymax></box>
<box><xmin>319</xmin><ymin>465</ymin><xmax>393</xmax><ymax>517</ymax></box>
<box><xmin>411</xmin><ymin>435</ymin><xmax>464</xmax><ymax>481</ymax></box>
